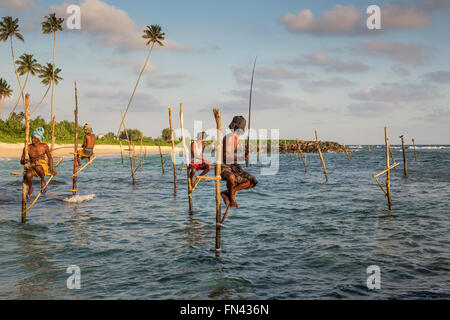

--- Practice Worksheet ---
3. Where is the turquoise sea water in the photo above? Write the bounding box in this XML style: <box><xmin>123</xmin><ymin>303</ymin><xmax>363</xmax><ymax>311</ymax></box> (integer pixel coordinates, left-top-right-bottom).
<box><xmin>0</xmin><ymin>145</ymin><xmax>449</xmax><ymax>299</ymax></box>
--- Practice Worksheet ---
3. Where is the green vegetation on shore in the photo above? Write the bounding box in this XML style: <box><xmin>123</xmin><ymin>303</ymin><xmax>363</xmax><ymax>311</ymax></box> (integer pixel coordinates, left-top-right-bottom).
<box><xmin>0</xmin><ymin>113</ymin><xmax>177</xmax><ymax>146</ymax></box>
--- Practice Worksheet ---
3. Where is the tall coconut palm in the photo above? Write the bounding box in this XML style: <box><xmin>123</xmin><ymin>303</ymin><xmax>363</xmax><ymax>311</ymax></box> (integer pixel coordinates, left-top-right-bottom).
<box><xmin>117</xmin><ymin>24</ymin><xmax>165</xmax><ymax>137</ymax></box>
<box><xmin>0</xmin><ymin>16</ymin><xmax>25</xmax><ymax>116</ymax></box>
<box><xmin>31</xmin><ymin>62</ymin><xmax>63</xmax><ymax>116</ymax></box>
<box><xmin>41</xmin><ymin>12</ymin><xmax>64</xmax><ymax>122</ymax></box>
<box><xmin>0</xmin><ymin>78</ymin><xmax>13</xmax><ymax>120</ymax></box>
<box><xmin>8</xmin><ymin>53</ymin><xmax>41</xmax><ymax>118</ymax></box>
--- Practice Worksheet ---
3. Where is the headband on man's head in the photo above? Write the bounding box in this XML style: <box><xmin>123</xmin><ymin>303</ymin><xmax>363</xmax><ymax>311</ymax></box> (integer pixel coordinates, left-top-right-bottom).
<box><xmin>32</xmin><ymin>127</ymin><xmax>45</xmax><ymax>142</ymax></box>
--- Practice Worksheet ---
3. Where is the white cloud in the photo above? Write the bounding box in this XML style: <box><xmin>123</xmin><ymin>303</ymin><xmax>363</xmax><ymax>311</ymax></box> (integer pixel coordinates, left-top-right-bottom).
<box><xmin>51</xmin><ymin>0</ymin><xmax>192</xmax><ymax>53</ymax></box>
<box><xmin>422</xmin><ymin>70</ymin><xmax>450</xmax><ymax>83</ymax></box>
<box><xmin>287</xmin><ymin>52</ymin><xmax>369</xmax><ymax>73</ymax></box>
<box><xmin>0</xmin><ymin>0</ymin><xmax>34</xmax><ymax>13</ymax></box>
<box><xmin>360</xmin><ymin>40</ymin><xmax>433</xmax><ymax>66</ymax></box>
<box><xmin>279</xmin><ymin>5</ymin><xmax>362</xmax><ymax>35</ymax></box>
<box><xmin>349</xmin><ymin>83</ymin><xmax>439</xmax><ymax>103</ymax></box>
<box><xmin>299</xmin><ymin>77</ymin><xmax>354</xmax><ymax>93</ymax></box>
<box><xmin>279</xmin><ymin>1</ymin><xmax>448</xmax><ymax>35</ymax></box>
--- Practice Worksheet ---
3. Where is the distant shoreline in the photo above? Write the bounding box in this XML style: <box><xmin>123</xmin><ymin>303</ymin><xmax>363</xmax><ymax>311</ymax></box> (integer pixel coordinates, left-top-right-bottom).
<box><xmin>0</xmin><ymin>142</ymin><xmax>181</xmax><ymax>159</ymax></box>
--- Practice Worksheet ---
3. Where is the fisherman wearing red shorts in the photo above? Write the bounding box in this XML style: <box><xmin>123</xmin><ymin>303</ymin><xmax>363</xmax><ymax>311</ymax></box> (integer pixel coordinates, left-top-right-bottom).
<box><xmin>189</xmin><ymin>131</ymin><xmax>211</xmax><ymax>187</ymax></box>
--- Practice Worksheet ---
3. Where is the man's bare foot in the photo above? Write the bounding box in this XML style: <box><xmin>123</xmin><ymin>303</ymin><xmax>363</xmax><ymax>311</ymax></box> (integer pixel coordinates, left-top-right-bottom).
<box><xmin>220</xmin><ymin>191</ymin><xmax>230</xmax><ymax>207</ymax></box>
<box><xmin>229</xmin><ymin>195</ymin><xmax>239</xmax><ymax>208</ymax></box>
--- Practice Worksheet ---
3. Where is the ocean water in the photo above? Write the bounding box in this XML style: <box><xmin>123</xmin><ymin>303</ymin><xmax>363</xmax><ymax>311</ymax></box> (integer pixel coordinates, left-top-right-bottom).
<box><xmin>0</xmin><ymin>146</ymin><xmax>449</xmax><ymax>299</ymax></box>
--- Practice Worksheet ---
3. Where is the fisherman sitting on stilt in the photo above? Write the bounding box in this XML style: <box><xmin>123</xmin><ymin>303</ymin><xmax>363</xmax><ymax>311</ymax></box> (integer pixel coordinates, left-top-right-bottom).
<box><xmin>221</xmin><ymin>116</ymin><xmax>258</xmax><ymax>208</ymax></box>
<box><xmin>189</xmin><ymin>131</ymin><xmax>212</xmax><ymax>187</ymax></box>
<box><xmin>76</xmin><ymin>123</ymin><xmax>95</xmax><ymax>169</ymax></box>
<box><xmin>21</xmin><ymin>127</ymin><xmax>57</xmax><ymax>200</ymax></box>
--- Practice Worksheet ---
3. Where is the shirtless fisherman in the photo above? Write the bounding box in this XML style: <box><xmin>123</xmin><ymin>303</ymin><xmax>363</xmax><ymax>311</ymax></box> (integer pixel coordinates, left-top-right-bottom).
<box><xmin>21</xmin><ymin>127</ymin><xmax>57</xmax><ymax>199</ymax></box>
<box><xmin>220</xmin><ymin>116</ymin><xmax>258</xmax><ymax>208</ymax></box>
<box><xmin>189</xmin><ymin>131</ymin><xmax>212</xmax><ymax>187</ymax></box>
<box><xmin>76</xmin><ymin>123</ymin><xmax>95</xmax><ymax>169</ymax></box>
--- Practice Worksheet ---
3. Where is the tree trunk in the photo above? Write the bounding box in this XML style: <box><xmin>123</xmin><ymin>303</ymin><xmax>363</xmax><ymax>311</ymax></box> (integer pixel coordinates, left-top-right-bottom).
<box><xmin>9</xmin><ymin>72</ymin><xmax>29</xmax><ymax>117</ymax></box>
<box><xmin>9</xmin><ymin>37</ymin><xmax>24</xmax><ymax>120</ymax></box>
<box><xmin>31</xmin><ymin>85</ymin><xmax>50</xmax><ymax>116</ymax></box>
<box><xmin>51</xmin><ymin>31</ymin><xmax>56</xmax><ymax>122</ymax></box>
<box><xmin>117</xmin><ymin>42</ymin><xmax>155</xmax><ymax>138</ymax></box>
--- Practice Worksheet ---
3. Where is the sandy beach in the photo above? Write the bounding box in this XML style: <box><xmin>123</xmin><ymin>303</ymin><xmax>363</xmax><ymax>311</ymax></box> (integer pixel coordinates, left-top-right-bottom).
<box><xmin>0</xmin><ymin>142</ymin><xmax>181</xmax><ymax>159</ymax></box>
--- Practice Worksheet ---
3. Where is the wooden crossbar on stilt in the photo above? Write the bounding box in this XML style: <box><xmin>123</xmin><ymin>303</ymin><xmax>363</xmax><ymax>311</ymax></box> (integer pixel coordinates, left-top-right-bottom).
<box><xmin>191</xmin><ymin>175</ymin><xmax>221</xmax><ymax>192</ymax></box>
<box><xmin>71</xmin><ymin>155</ymin><xmax>97</xmax><ymax>178</ymax></box>
<box><xmin>23</xmin><ymin>157</ymin><xmax>64</xmax><ymax>214</ymax></box>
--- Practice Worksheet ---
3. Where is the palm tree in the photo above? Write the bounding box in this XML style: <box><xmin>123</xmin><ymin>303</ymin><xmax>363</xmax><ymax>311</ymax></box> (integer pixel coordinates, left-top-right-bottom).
<box><xmin>0</xmin><ymin>17</ymin><xmax>25</xmax><ymax>116</ymax></box>
<box><xmin>8</xmin><ymin>53</ymin><xmax>41</xmax><ymax>118</ymax></box>
<box><xmin>117</xmin><ymin>24</ymin><xmax>165</xmax><ymax>137</ymax></box>
<box><xmin>0</xmin><ymin>78</ymin><xmax>13</xmax><ymax>120</ymax></box>
<box><xmin>41</xmin><ymin>12</ymin><xmax>64</xmax><ymax>121</ymax></box>
<box><xmin>31</xmin><ymin>63</ymin><xmax>63</xmax><ymax>116</ymax></box>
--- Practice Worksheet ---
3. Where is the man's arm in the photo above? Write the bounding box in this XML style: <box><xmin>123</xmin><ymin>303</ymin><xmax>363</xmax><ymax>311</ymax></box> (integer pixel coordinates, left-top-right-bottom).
<box><xmin>45</xmin><ymin>145</ymin><xmax>57</xmax><ymax>175</ymax></box>
<box><xmin>20</xmin><ymin>146</ymin><xmax>26</xmax><ymax>165</ymax></box>
<box><xmin>82</xmin><ymin>135</ymin><xmax>87</xmax><ymax>148</ymax></box>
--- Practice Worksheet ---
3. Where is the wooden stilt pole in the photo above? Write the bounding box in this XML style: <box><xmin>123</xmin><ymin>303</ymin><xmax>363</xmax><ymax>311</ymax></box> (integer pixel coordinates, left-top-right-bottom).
<box><xmin>119</xmin><ymin>139</ymin><xmax>124</xmax><ymax>165</ymax></box>
<box><xmin>296</xmin><ymin>138</ymin><xmax>307</xmax><ymax>172</ymax></box>
<box><xmin>257</xmin><ymin>139</ymin><xmax>261</xmax><ymax>165</ymax></box>
<box><xmin>342</xmin><ymin>143</ymin><xmax>350</xmax><ymax>160</ymax></box>
<box><xmin>213</xmin><ymin>108</ymin><xmax>223</xmax><ymax>251</ymax></box>
<box><xmin>179</xmin><ymin>103</ymin><xmax>193</xmax><ymax>213</ymax></box>
<box><xmin>158</xmin><ymin>136</ymin><xmax>165</xmax><ymax>174</ymax></box>
<box><xmin>385</xmin><ymin>127</ymin><xmax>392</xmax><ymax>210</ymax></box>
<box><xmin>51</xmin><ymin>115</ymin><xmax>56</xmax><ymax>152</ymax></box>
<box><xmin>389</xmin><ymin>145</ymin><xmax>396</xmax><ymax>165</ymax></box>
<box><xmin>21</xmin><ymin>93</ymin><xmax>30</xmax><ymax>224</ymax></box>
<box><xmin>120</xmin><ymin>110</ymin><xmax>135</xmax><ymax>184</ymax></box>
<box><xmin>412</xmin><ymin>138</ymin><xmax>418</xmax><ymax>161</ymax></box>
<box><xmin>315</xmin><ymin>130</ymin><xmax>328</xmax><ymax>182</ymax></box>
<box><xmin>400</xmin><ymin>135</ymin><xmax>407</xmax><ymax>177</ymax></box>
<box><xmin>132</xmin><ymin>142</ymin><xmax>136</xmax><ymax>168</ymax></box>
<box><xmin>168</xmin><ymin>107</ymin><xmax>177</xmax><ymax>196</ymax></box>
<box><xmin>73</xmin><ymin>81</ymin><xmax>79</xmax><ymax>196</ymax></box>
<box><xmin>139</xmin><ymin>134</ymin><xmax>143</xmax><ymax>168</ymax></box>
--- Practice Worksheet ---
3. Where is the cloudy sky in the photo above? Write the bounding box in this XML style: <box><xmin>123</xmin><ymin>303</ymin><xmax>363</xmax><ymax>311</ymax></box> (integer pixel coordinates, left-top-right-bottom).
<box><xmin>1</xmin><ymin>0</ymin><xmax>449</xmax><ymax>144</ymax></box>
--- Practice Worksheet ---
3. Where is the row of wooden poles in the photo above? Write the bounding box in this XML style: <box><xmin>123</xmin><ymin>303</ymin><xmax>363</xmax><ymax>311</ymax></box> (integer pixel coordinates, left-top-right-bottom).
<box><xmin>117</xmin><ymin>103</ymin><xmax>224</xmax><ymax>250</ymax></box>
<box><xmin>373</xmin><ymin>127</ymin><xmax>418</xmax><ymax>210</ymax></box>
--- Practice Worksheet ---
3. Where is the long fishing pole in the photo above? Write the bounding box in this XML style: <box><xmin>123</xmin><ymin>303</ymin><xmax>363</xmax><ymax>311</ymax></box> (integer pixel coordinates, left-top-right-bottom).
<box><xmin>246</xmin><ymin>56</ymin><xmax>257</xmax><ymax>167</ymax></box>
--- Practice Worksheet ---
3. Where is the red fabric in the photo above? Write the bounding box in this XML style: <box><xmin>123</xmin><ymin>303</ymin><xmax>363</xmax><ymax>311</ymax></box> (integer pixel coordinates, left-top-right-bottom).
<box><xmin>190</xmin><ymin>161</ymin><xmax>206</xmax><ymax>170</ymax></box>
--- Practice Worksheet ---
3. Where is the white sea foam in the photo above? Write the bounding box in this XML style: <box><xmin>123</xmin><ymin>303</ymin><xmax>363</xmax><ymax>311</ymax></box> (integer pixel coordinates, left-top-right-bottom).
<box><xmin>63</xmin><ymin>194</ymin><xmax>96</xmax><ymax>203</ymax></box>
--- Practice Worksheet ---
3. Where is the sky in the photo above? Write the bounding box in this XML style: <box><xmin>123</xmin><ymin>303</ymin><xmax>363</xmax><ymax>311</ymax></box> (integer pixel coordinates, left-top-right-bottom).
<box><xmin>0</xmin><ymin>0</ymin><xmax>449</xmax><ymax>144</ymax></box>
